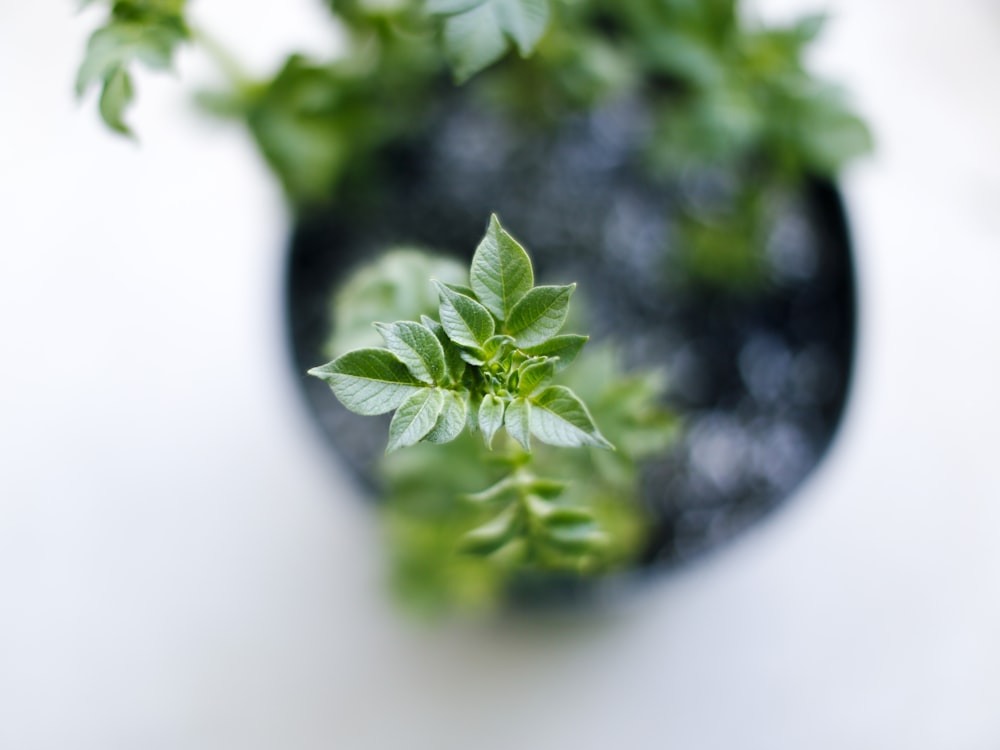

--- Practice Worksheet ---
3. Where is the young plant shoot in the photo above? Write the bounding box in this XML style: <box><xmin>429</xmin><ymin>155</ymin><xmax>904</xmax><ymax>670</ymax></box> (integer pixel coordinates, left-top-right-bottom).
<box><xmin>309</xmin><ymin>215</ymin><xmax>613</xmax><ymax>566</ymax></box>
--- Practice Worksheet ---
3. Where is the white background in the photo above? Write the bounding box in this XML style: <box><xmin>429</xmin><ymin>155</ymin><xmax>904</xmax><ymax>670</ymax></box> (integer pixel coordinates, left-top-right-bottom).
<box><xmin>2</xmin><ymin>1</ymin><xmax>999</xmax><ymax>747</ymax></box>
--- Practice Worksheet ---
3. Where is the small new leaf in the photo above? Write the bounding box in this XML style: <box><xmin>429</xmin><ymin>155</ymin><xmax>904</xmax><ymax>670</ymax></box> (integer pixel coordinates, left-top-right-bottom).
<box><xmin>423</xmin><ymin>389</ymin><xmax>468</xmax><ymax>444</ymax></box>
<box><xmin>517</xmin><ymin>357</ymin><xmax>557</xmax><ymax>395</ymax></box>
<box><xmin>421</xmin><ymin>315</ymin><xmax>467</xmax><ymax>384</ymax></box>
<box><xmin>484</xmin><ymin>334</ymin><xmax>517</xmax><ymax>359</ymax></box>
<box><xmin>522</xmin><ymin>334</ymin><xmax>588</xmax><ymax>371</ymax></box>
<box><xmin>478</xmin><ymin>393</ymin><xmax>506</xmax><ymax>449</ymax></box>
<box><xmin>433</xmin><ymin>280</ymin><xmax>495</xmax><ymax>351</ymax></box>
<box><xmin>470</xmin><ymin>214</ymin><xmax>534</xmax><ymax>321</ymax></box>
<box><xmin>308</xmin><ymin>348</ymin><xmax>424</xmax><ymax>416</ymax></box>
<box><xmin>374</xmin><ymin>320</ymin><xmax>447</xmax><ymax>385</ymax></box>
<box><xmin>529</xmin><ymin>385</ymin><xmax>613</xmax><ymax>449</ymax></box>
<box><xmin>387</xmin><ymin>388</ymin><xmax>446</xmax><ymax>453</ymax></box>
<box><xmin>503</xmin><ymin>397</ymin><xmax>531</xmax><ymax>452</ymax></box>
<box><xmin>507</xmin><ymin>284</ymin><xmax>575</xmax><ymax>348</ymax></box>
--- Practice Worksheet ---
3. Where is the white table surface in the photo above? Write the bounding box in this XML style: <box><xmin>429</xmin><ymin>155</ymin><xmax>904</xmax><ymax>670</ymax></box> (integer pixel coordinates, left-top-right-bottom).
<box><xmin>2</xmin><ymin>1</ymin><xmax>999</xmax><ymax>748</ymax></box>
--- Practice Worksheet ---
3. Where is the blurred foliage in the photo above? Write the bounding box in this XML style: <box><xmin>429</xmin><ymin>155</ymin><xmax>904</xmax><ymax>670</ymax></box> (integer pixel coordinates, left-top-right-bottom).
<box><xmin>194</xmin><ymin>0</ymin><xmax>868</xmax><ymax>288</ymax></box>
<box><xmin>196</xmin><ymin>44</ymin><xmax>445</xmax><ymax>206</ymax></box>
<box><xmin>76</xmin><ymin>0</ymin><xmax>190</xmax><ymax>136</ymax></box>
<box><xmin>75</xmin><ymin>0</ymin><xmax>868</xmax><ymax>611</ymax></box>
<box><xmin>326</xmin><ymin>248</ymin><xmax>678</xmax><ymax>616</ymax></box>
<box><xmin>380</xmin><ymin>347</ymin><xmax>676</xmax><ymax>616</ymax></box>
<box><xmin>326</xmin><ymin>248</ymin><xmax>468</xmax><ymax>356</ymax></box>
<box><xmin>79</xmin><ymin>0</ymin><xmax>870</xmax><ymax>217</ymax></box>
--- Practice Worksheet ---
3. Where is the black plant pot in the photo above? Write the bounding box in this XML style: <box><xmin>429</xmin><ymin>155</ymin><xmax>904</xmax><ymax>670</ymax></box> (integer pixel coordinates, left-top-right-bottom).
<box><xmin>285</xmin><ymin>90</ymin><xmax>855</xmax><ymax>587</ymax></box>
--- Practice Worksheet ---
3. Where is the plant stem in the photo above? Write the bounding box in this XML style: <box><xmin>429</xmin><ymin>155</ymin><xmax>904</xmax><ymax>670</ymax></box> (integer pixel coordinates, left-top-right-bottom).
<box><xmin>188</xmin><ymin>24</ymin><xmax>254</xmax><ymax>94</ymax></box>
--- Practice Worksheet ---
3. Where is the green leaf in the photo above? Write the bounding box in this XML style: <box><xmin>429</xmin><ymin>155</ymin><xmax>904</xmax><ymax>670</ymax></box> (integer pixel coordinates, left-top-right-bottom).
<box><xmin>459</xmin><ymin>349</ymin><xmax>487</xmax><ymax>366</ymax></box>
<box><xmin>532</xmin><ymin>502</ymin><xmax>604</xmax><ymax>553</ymax></box>
<box><xmin>484</xmin><ymin>335</ymin><xmax>517</xmax><ymax>364</ymax></box>
<box><xmin>529</xmin><ymin>386</ymin><xmax>613</xmax><ymax>449</ymax></box>
<box><xmin>441</xmin><ymin>3</ymin><xmax>508</xmax><ymax>83</ymax></box>
<box><xmin>77</xmin><ymin>21</ymin><xmax>182</xmax><ymax>95</ymax></box>
<box><xmin>433</xmin><ymin>280</ymin><xmax>495</xmax><ymax>351</ymax></box>
<box><xmin>792</xmin><ymin>13</ymin><xmax>827</xmax><ymax>44</ymax></box>
<box><xmin>76</xmin><ymin>15</ymin><xmax>188</xmax><ymax>136</ymax></box>
<box><xmin>506</xmin><ymin>284</ymin><xmax>575</xmax><ymax>348</ymax></box>
<box><xmin>387</xmin><ymin>388</ymin><xmax>446</xmax><ymax>453</ymax></box>
<box><xmin>516</xmin><ymin>357</ymin><xmax>556</xmax><ymax>396</ymax></box>
<box><xmin>503</xmin><ymin>397</ymin><xmax>531</xmax><ymax>452</ymax></box>
<box><xmin>98</xmin><ymin>66</ymin><xmax>134</xmax><ymax>135</ymax></box>
<box><xmin>478</xmin><ymin>393</ymin><xmax>505</xmax><ymax>449</ymax></box>
<box><xmin>423</xmin><ymin>389</ymin><xmax>468</xmax><ymax>444</ymax></box>
<box><xmin>522</xmin><ymin>334</ymin><xmax>588</xmax><ymax>371</ymax></box>
<box><xmin>328</xmin><ymin>252</ymin><xmax>467</xmax><ymax>355</ymax></box>
<box><xmin>442</xmin><ymin>281</ymin><xmax>477</xmax><ymax>298</ymax></box>
<box><xmin>436</xmin><ymin>0</ymin><xmax>551</xmax><ymax>82</ymax></box>
<box><xmin>795</xmin><ymin>93</ymin><xmax>874</xmax><ymax>174</ymax></box>
<box><xmin>374</xmin><ymin>320</ymin><xmax>447</xmax><ymax>385</ymax></box>
<box><xmin>541</xmin><ymin>506</ymin><xmax>595</xmax><ymax>531</ymax></box>
<box><xmin>308</xmin><ymin>348</ymin><xmax>424</xmax><ymax>416</ymax></box>
<box><xmin>524</xmin><ymin>478</ymin><xmax>567</xmax><ymax>499</ymax></box>
<box><xmin>492</xmin><ymin>0</ymin><xmax>549</xmax><ymax>56</ymax></box>
<box><xmin>460</xmin><ymin>475</ymin><xmax>516</xmax><ymax>504</ymax></box>
<box><xmin>470</xmin><ymin>214</ymin><xmax>534</xmax><ymax>321</ymax></box>
<box><xmin>420</xmin><ymin>315</ymin><xmax>467</xmax><ymax>384</ymax></box>
<box><xmin>244</xmin><ymin>56</ymin><xmax>348</xmax><ymax>206</ymax></box>
<box><xmin>458</xmin><ymin>502</ymin><xmax>520</xmax><ymax>556</ymax></box>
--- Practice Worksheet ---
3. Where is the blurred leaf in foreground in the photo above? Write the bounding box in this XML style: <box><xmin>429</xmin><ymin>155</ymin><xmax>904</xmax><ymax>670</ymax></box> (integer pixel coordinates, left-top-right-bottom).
<box><xmin>76</xmin><ymin>0</ymin><xmax>190</xmax><ymax>136</ymax></box>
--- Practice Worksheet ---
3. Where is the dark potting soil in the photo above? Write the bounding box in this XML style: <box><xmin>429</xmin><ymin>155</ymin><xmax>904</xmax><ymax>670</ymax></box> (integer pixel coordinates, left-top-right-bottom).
<box><xmin>285</xmin><ymin>93</ymin><xmax>855</xmax><ymax>574</ymax></box>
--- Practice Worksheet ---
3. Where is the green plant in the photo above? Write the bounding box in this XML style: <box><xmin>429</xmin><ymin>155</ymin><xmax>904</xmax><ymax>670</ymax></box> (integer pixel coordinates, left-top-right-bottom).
<box><xmin>77</xmin><ymin>1</ymin><xmax>869</xmax><ymax>196</ymax></box>
<box><xmin>76</xmin><ymin>0</ymin><xmax>190</xmax><ymax>137</ymax></box>
<box><xmin>78</xmin><ymin>0</ymin><xmax>868</xmax><ymax>294</ymax></box>
<box><xmin>309</xmin><ymin>215</ymin><xmax>622</xmax><ymax>570</ymax></box>
<box><xmin>74</xmin><ymin>0</ymin><xmax>867</xmax><ymax>612</ymax></box>
<box><xmin>318</xmin><ymin>242</ymin><xmax>677</xmax><ymax>613</ymax></box>
<box><xmin>378</xmin><ymin>342</ymin><xmax>674</xmax><ymax>614</ymax></box>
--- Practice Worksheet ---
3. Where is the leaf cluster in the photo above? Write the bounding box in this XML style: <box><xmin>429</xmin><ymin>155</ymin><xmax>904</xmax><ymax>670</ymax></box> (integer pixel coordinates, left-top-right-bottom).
<box><xmin>77</xmin><ymin>0</ymin><xmax>870</xmax><ymax>218</ymax></box>
<box><xmin>377</xmin><ymin>342</ymin><xmax>677</xmax><ymax>615</ymax></box>
<box><xmin>195</xmin><ymin>35</ymin><xmax>449</xmax><ymax>205</ymax></box>
<box><xmin>309</xmin><ymin>215</ymin><xmax>611</xmax><ymax>455</ymax></box>
<box><xmin>457</xmin><ymin>470</ymin><xmax>605</xmax><ymax>564</ymax></box>
<box><xmin>629</xmin><ymin>3</ymin><xmax>871</xmax><ymax>179</ymax></box>
<box><xmin>328</xmin><ymin>0</ymin><xmax>552</xmax><ymax>82</ymax></box>
<box><xmin>458</xmin><ymin>0</ymin><xmax>871</xmax><ymax>181</ymax></box>
<box><xmin>249</xmin><ymin>0</ymin><xmax>868</xmax><ymax>213</ymax></box>
<box><xmin>76</xmin><ymin>0</ymin><xmax>190</xmax><ymax>136</ymax></box>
